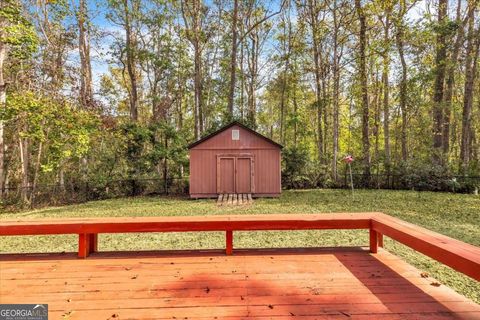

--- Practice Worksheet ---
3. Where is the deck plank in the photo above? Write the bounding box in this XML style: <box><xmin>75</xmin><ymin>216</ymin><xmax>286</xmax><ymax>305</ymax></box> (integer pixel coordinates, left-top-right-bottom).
<box><xmin>1</xmin><ymin>248</ymin><xmax>479</xmax><ymax>319</ymax></box>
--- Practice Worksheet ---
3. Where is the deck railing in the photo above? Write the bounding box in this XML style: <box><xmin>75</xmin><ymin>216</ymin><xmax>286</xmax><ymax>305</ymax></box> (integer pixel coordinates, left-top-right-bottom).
<box><xmin>1</xmin><ymin>212</ymin><xmax>479</xmax><ymax>282</ymax></box>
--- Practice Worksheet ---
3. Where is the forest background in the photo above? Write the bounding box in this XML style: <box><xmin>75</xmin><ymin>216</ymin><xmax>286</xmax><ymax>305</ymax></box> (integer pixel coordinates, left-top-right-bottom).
<box><xmin>1</xmin><ymin>0</ymin><xmax>480</xmax><ymax>207</ymax></box>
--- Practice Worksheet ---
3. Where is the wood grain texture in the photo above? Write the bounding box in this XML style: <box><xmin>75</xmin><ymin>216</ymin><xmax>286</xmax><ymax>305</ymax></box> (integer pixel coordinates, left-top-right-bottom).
<box><xmin>1</xmin><ymin>248</ymin><xmax>479</xmax><ymax>319</ymax></box>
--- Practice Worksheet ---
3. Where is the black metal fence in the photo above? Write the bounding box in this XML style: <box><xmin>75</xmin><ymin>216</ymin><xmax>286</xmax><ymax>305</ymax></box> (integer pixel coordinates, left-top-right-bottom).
<box><xmin>1</xmin><ymin>178</ymin><xmax>189</xmax><ymax>208</ymax></box>
<box><xmin>1</xmin><ymin>174</ymin><xmax>478</xmax><ymax>209</ymax></box>
<box><xmin>340</xmin><ymin>173</ymin><xmax>480</xmax><ymax>192</ymax></box>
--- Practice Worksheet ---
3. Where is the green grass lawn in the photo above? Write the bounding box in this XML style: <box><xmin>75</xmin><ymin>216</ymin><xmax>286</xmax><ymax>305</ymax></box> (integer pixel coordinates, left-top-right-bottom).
<box><xmin>1</xmin><ymin>189</ymin><xmax>479</xmax><ymax>303</ymax></box>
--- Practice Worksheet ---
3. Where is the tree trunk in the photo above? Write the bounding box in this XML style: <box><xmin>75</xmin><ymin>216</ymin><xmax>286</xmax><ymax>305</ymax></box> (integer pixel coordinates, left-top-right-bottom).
<box><xmin>163</xmin><ymin>134</ymin><xmax>168</xmax><ymax>194</ymax></box>
<box><xmin>308</xmin><ymin>0</ymin><xmax>324</xmax><ymax>162</ymax></box>
<box><xmin>29</xmin><ymin>139</ymin><xmax>44</xmax><ymax>205</ymax></box>
<box><xmin>78</xmin><ymin>0</ymin><xmax>93</xmax><ymax>110</ymax></box>
<box><xmin>247</xmin><ymin>31</ymin><xmax>258</xmax><ymax>126</ymax></box>
<box><xmin>59</xmin><ymin>166</ymin><xmax>65</xmax><ymax>192</ymax></box>
<box><xmin>432</xmin><ymin>0</ymin><xmax>448</xmax><ymax>163</ymax></box>
<box><xmin>293</xmin><ymin>86</ymin><xmax>298</xmax><ymax>145</ymax></box>
<box><xmin>374</xmin><ymin>69</ymin><xmax>381</xmax><ymax>182</ymax></box>
<box><xmin>193</xmin><ymin>41</ymin><xmax>202</xmax><ymax>138</ymax></box>
<box><xmin>0</xmin><ymin>41</ymin><xmax>6</xmax><ymax>198</ymax></box>
<box><xmin>239</xmin><ymin>38</ymin><xmax>245</xmax><ymax>120</ymax></box>
<box><xmin>181</xmin><ymin>0</ymin><xmax>203</xmax><ymax>139</ymax></box>
<box><xmin>279</xmin><ymin>57</ymin><xmax>290</xmax><ymax>146</ymax></box>
<box><xmin>123</xmin><ymin>0</ymin><xmax>139</xmax><ymax>121</ymax></box>
<box><xmin>322</xmin><ymin>76</ymin><xmax>328</xmax><ymax>158</ymax></box>
<box><xmin>442</xmin><ymin>0</ymin><xmax>468</xmax><ymax>156</ymax></box>
<box><xmin>355</xmin><ymin>0</ymin><xmax>370</xmax><ymax>180</ymax></box>
<box><xmin>459</xmin><ymin>8</ymin><xmax>479</xmax><ymax>172</ymax></box>
<box><xmin>382</xmin><ymin>13</ymin><xmax>391</xmax><ymax>176</ymax></box>
<box><xmin>332</xmin><ymin>0</ymin><xmax>340</xmax><ymax>181</ymax></box>
<box><xmin>227</xmin><ymin>0</ymin><xmax>239</xmax><ymax>117</ymax></box>
<box><xmin>396</xmin><ymin>19</ymin><xmax>408</xmax><ymax>162</ymax></box>
<box><xmin>19</xmin><ymin>137</ymin><xmax>30</xmax><ymax>204</ymax></box>
<box><xmin>279</xmin><ymin>9</ymin><xmax>292</xmax><ymax>146</ymax></box>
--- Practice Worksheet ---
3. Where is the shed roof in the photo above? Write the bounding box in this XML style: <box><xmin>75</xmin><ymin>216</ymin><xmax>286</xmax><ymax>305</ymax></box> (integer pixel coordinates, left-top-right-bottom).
<box><xmin>187</xmin><ymin>121</ymin><xmax>283</xmax><ymax>149</ymax></box>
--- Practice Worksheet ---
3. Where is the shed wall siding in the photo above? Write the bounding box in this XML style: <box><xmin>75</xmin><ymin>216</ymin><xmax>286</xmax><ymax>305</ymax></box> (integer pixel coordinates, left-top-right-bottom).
<box><xmin>189</xmin><ymin>148</ymin><xmax>280</xmax><ymax>195</ymax></box>
<box><xmin>189</xmin><ymin>124</ymin><xmax>281</xmax><ymax>197</ymax></box>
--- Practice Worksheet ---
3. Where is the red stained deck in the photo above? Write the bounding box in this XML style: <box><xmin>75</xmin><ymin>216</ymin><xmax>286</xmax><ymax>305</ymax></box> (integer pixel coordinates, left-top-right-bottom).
<box><xmin>1</xmin><ymin>247</ymin><xmax>479</xmax><ymax>319</ymax></box>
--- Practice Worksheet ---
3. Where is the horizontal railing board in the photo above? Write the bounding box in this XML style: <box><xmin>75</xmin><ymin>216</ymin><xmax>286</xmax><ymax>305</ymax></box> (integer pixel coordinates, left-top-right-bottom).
<box><xmin>0</xmin><ymin>213</ymin><xmax>372</xmax><ymax>235</ymax></box>
<box><xmin>371</xmin><ymin>213</ymin><xmax>480</xmax><ymax>281</ymax></box>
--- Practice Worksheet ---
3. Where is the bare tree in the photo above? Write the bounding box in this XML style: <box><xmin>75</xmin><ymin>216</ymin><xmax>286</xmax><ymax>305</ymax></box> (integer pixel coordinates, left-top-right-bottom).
<box><xmin>442</xmin><ymin>0</ymin><xmax>477</xmax><ymax>155</ymax></box>
<box><xmin>227</xmin><ymin>0</ymin><xmax>239</xmax><ymax>117</ymax></box>
<box><xmin>380</xmin><ymin>5</ymin><xmax>392</xmax><ymax>176</ymax></box>
<box><xmin>244</xmin><ymin>1</ymin><xmax>273</xmax><ymax>126</ymax></box>
<box><xmin>432</xmin><ymin>0</ymin><xmax>448</xmax><ymax>163</ymax></box>
<box><xmin>181</xmin><ymin>0</ymin><xmax>206</xmax><ymax>139</ymax></box>
<box><xmin>123</xmin><ymin>0</ymin><xmax>139</xmax><ymax>121</ymax></box>
<box><xmin>355</xmin><ymin>0</ymin><xmax>370</xmax><ymax>180</ymax></box>
<box><xmin>227</xmin><ymin>0</ymin><xmax>284</xmax><ymax>118</ymax></box>
<box><xmin>331</xmin><ymin>0</ymin><xmax>347</xmax><ymax>180</ymax></box>
<box><xmin>0</xmin><ymin>36</ymin><xmax>5</xmax><ymax>199</ymax></box>
<box><xmin>395</xmin><ymin>1</ymin><xmax>408</xmax><ymax>162</ymax></box>
<box><xmin>77</xmin><ymin>0</ymin><xmax>94</xmax><ymax>110</ymax></box>
<box><xmin>304</xmin><ymin>0</ymin><xmax>328</xmax><ymax>162</ymax></box>
<box><xmin>459</xmin><ymin>3</ymin><xmax>480</xmax><ymax>172</ymax></box>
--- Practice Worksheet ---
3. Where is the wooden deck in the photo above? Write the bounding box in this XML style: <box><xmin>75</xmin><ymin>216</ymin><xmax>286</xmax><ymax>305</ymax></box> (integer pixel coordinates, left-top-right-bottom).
<box><xmin>1</xmin><ymin>247</ymin><xmax>479</xmax><ymax>319</ymax></box>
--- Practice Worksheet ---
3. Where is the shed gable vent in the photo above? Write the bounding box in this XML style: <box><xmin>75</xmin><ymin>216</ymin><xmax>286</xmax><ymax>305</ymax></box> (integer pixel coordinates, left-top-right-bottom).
<box><xmin>232</xmin><ymin>129</ymin><xmax>240</xmax><ymax>140</ymax></box>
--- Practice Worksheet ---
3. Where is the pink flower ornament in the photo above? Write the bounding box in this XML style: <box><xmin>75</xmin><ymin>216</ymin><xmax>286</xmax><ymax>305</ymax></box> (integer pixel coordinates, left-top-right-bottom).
<box><xmin>343</xmin><ymin>155</ymin><xmax>354</xmax><ymax>164</ymax></box>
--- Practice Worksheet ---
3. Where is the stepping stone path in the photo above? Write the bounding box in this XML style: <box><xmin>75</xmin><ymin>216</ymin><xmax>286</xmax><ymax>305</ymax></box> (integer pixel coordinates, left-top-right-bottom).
<box><xmin>217</xmin><ymin>194</ymin><xmax>253</xmax><ymax>206</ymax></box>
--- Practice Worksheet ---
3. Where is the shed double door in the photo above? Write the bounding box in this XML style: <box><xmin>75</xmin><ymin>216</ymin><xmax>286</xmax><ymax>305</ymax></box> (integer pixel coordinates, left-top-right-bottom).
<box><xmin>217</xmin><ymin>156</ymin><xmax>253</xmax><ymax>194</ymax></box>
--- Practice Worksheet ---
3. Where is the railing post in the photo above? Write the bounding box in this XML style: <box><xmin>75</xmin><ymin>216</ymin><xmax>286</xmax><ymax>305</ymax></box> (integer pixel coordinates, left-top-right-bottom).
<box><xmin>378</xmin><ymin>233</ymin><xmax>384</xmax><ymax>248</ymax></box>
<box><xmin>226</xmin><ymin>230</ymin><xmax>233</xmax><ymax>255</ymax></box>
<box><xmin>89</xmin><ymin>234</ymin><xmax>98</xmax><ymax>253</ymax></box>
<box><xmin>78</xmin><ymin>233</ymin><xmax>89</xmax><ymax>258</ymax></box>
<box><xmin>369</xmin><ymin>229</ymin><xmax>378</xmax><ymax>253</ymax></box>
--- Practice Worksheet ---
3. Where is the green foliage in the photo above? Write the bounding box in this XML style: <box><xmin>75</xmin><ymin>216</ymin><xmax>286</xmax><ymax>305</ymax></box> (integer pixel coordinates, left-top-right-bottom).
<box><xmin>1</xmin><ymin>0</ymin><xmax>480</xmax><ymax>208</ymax></box>
<box><xmin>396</xmin><ymin>160</ymin><xmax>479</xmax><ymax>193</ymax></box>
<box><xmin>397</xmin><ymin>161</ymin><xmax>452</xmax><ymax>192</ymax></box>
<box><xmin>117</xmin><ymin>121</ymin><xmax>188</xmax><ymax>179</ymax></box>
<box><xmin>282</xmin><ymin>145</ymin><xmax>310</xmax><ymax>188</ymax></box>
<box><xmin>0</xmin><ymin>0</ymin><xmax>38</xmax><ymax>59</ymax></box>
<box><xmin>3</xmin><ymin>91</ymin><xmax>99</xmax><ymax>173</ymax></box>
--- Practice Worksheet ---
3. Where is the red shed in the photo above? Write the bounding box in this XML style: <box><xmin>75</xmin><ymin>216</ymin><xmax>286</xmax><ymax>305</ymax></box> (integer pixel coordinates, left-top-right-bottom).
<box><xmin>188</xmin><ymin>121</ymin><xmax>282</xmax><ymax>198</ymax></box>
